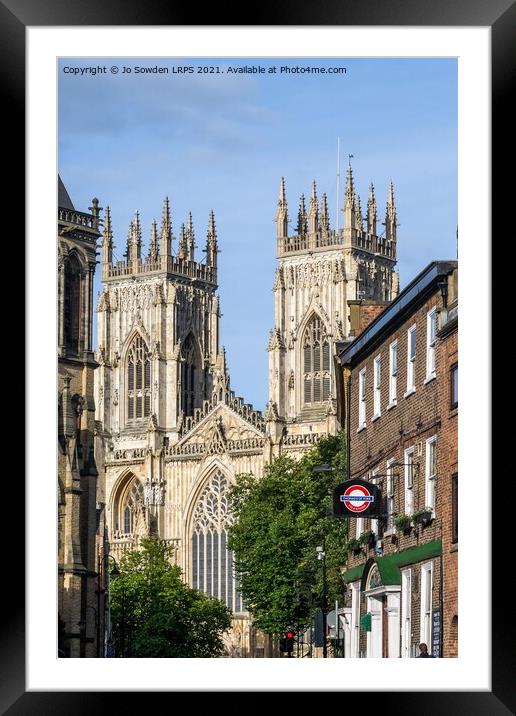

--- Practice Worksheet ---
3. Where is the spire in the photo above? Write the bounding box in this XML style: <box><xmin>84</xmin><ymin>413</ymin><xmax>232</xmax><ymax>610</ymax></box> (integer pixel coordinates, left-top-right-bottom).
<box><xmin>344</xmin><ymin>163</ymin><xmax>356</xmax><ymax>232</ymax></box>
<box><xmin>355</xmin><ymin>195</ymin><xmax>363</xmax><ymax>231</ymax></box>
<box><xmin>206</xmin><ymin>209</ymin><xmax>218</xmax><ymax>269</ymax></box>
<box><xmin>102</xmin><ymin>205</ymin><xmax>113</xmax><ymax>275</ymax></box>
<box><xmin>345</xmin><ymin>163</ymin><xmax>355</xmax><ymax>208</ymax></box>
<box><xmin>178</xmin><ymin>223</ymin><xmax>187</xmax><ymax>260</ymax></box>
<box><xmin>385</xmin><ymin>179</ymin><xmax>397</xmax><ymax>242</ymax></box>
<box><xmin>296</xmin><ymin>194</ymin><xmax>307</xmax><ymax>236</ymax></box>
<box><xmin>367</xmin><ymin>182</ymin><xmax>377</xmax><ymax>235</ymax></box>
<box><xmin>128</xmin><ymin>210</ymin><xmax>142</xmax><ymax>265</ymax></box>
<box><xmin>186</xmin><ymin>212</ymin><xmax>195</xmax><ymax>261</ymax></box>
<box><xmin>160</xmin><ymin>196</ymin><xmax>172</xmax><ymax>257</ymax></box>
<box><xmin>275</xmin><ymin>176</ymin><xmax>289</xmax><ymax>239</ymax></box>
<box><xmin>320</xmin><ymin>192</ymin><xmax>330</xmax><ymax>233</ymax></box>
<box><xmin>308</xmin><ymin>180</ymin><xmax>319</xmax><ymax>235</ymax></box>
<box><xmin>149</xmin><ymin>220</ymin><xmax>159</xmax><ymax>261</ymax></box>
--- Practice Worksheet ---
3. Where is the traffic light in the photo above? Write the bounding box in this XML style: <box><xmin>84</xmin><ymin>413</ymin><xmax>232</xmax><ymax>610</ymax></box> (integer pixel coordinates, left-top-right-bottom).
<box><xmin>279</xmin><ymin>630</ymin><xmax>295</xmax><ymax>653</ymax></box>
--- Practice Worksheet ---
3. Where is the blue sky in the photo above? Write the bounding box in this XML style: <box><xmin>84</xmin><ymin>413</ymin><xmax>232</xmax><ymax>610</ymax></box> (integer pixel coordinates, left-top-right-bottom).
<box><xmin>59</xmin><ymin>57</ymin><xmax>457</xmax><ymax>411</ymax></box>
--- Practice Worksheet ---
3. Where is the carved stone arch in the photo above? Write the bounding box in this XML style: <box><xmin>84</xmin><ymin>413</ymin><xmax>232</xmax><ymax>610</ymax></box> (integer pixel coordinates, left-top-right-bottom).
<box><xmin>180</xmin><ymin>331</ymin><xmax>203</xmax><ymax>417</ymax></box>
<box><xmin>62</xmin><ymin>250</ymin><xmax>86</xmax><ymax>354</ymax></box>
<box><xmin>183</xmin><ymin>459</ymin><xmax>243</xmax><ymax>613</ymax></box>
<box><xmin>121</xmin><ymin>326</ymin><xmax>152</xmax><ymax>361</ymax></box>
<box><xmin>121</xmin><ymin>329</ymin><xmax>152</xmax><ymax>424</ymax></box>
<box><xmin>110</xmin><ymin>469</ymin><xmax>146</xmax><ymax>537</ymax></box>
<box><xmin>183</xmin><ymin>456</ymin><xmax>232</xmax><ymax>542</ymax></box>
<box><xmin>297</xmin><ymin>308</ymin><xmax>332</xmax><ymax>410</ymax></box>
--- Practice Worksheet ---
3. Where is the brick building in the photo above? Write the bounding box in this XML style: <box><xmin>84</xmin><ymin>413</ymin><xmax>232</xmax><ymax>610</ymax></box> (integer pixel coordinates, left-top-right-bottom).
<box><xmin>335</xmin><ymin>260</ymin><xmax>458</xmax><ymax>658</ymax></box>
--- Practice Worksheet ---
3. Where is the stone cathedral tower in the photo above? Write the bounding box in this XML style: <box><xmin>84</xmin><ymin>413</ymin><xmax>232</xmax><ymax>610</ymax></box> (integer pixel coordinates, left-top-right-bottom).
<box><xmin>265</xmin><ymin>167</ymin><xmax>399</xmax><ymax>454</ymax></box>
<box><xmin>95</xmin><ymin>199</ymin><xmax>270</xmax><ymax>657</ymax></box>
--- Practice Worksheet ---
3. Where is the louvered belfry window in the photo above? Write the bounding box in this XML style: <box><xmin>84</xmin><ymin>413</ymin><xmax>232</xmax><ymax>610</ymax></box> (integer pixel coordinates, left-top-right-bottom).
<box><xmin>127</xmin><ymin>335</ymin><xmax>151</xmax><ymax>421</ymax></box>
<box><xmin>181</xmin><ymin>334</ymin><xmax>198</xmax><ymax>417</ymax></box>
<box><xmin>303</xmin><ymin>316</ymin><xmax>331</xmax><ymax>404</ymax></box>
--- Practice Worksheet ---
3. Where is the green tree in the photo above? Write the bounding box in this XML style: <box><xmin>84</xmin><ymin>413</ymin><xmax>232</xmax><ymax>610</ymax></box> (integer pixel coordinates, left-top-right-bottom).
<box><xmin>110</xmin><ymin>537</ymin><xmax>231</xmax><ymax>657</ymax></box>
<box><xmin>227</xmin><ymin>433</ymin><xmax>348</xmax><ymax>636</ymax></box>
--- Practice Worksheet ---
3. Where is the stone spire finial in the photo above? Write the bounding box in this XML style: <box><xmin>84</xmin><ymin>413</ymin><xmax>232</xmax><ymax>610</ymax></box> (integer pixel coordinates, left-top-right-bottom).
<box><xmin>345</xmin><ymin>163</ymin><xmax>355</xmax><ymax>208</ymax></box>
<box><xmin>178</xmin><ymin>223</ymin><xmax>187</xmax><ymax>260</ymax></box>
<box><xmin>149</xmin><ymin>219</ymin><xmax>159</xmax><ymax>261</ymax></box>
<box><xmin>127</xmin><ymin>210</ymin><xmax>142</xmax><ymax>264</ymax></box>
<box><xmin>355</xmin><ymin>195</ymin><xmax>363</xmax><ymax>231</ymax></box>
<box><xmin>160</xmin><ymin>196</ymin><xmax>172</xmax><ymax>256</ymax></box>
<box><xmin>367</xmin><ymin>182</ymin><xmax>377</xmax><ymax>235</ymax></box>
<box><xmin>296</xmin><ymin>194</ymin><xmax>307</xmax><ymax>236</ymax></box>
<box><xmin>320</xmin><ymin>192</ymin><xmax>330</xmax><ymax>233</ymax></box>
<box><xmin>276</xmin><ymin>176</ymin><xmax>289</xmax><ymax>239</ymax></box>
<box><xmin>206</xmin><ymin>209</ymin><xmax>218</xmax><ymax>268</ymax></box>
<box><xmin>344</xmin><ymin>164</ymin><xmax>356</xmax><ymax>232</ymax></box>
<box><xmin>385</xmin><ymin>179</ymin><xmax>397</xmax><ymax>242</ymax></box>
<box><xmin>102</xmin><ymin>205</ymin><xmax>113</xmax><ymax>274</ymax></box>
<box><xmin>308</xmin><ymin>180</ymin><xmax>319</xmax><ymax>235</ymax></box>
<box><xmin>186</xmin><ymin>212</ymin><xmax>195</xmax><ymax>261</ymax></box>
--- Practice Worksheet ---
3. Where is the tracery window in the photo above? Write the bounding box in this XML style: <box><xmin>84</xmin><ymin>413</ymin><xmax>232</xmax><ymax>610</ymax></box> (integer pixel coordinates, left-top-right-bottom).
<box><xmin>126</xmin><ymin>335</ymin><xmax>151</xmax><ymax>421</ymax></box>
<box><xmin>120</xmin><ymin>478</ymin><xmax>145</xmax><ymax>535</ymax></box>
<box><xmin>181</xmin><ymin>334</ymin><xmax>199</xmax><ymax>417</ymax></box>
<box><xmin>303</xmin><ymin>316</ymin><xmax>330</xmax><ymax>404</ymax></box>
<box><xmin>63</xmin><ymin>254</ymin><xmax>81</xmax><ymax>354</ymax></box>
<box><xmin>191</xmin><ymin>472</ymin><xmax>243</xmax><ymax>613</ymax></box>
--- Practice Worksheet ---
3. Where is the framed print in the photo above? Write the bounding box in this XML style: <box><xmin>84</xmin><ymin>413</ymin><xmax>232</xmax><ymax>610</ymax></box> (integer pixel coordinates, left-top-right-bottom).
<box><xmin>4</xmin><ymin>0</ymin><xmax>513</xmax><ymax>710</ymax></box>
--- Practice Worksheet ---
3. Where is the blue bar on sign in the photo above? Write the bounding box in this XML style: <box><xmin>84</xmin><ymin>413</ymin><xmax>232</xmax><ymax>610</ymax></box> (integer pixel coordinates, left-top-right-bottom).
<box><xmin>340</xmin><ymin>495</ymin><xmax>374</xmax><ymax>502</ymax></box>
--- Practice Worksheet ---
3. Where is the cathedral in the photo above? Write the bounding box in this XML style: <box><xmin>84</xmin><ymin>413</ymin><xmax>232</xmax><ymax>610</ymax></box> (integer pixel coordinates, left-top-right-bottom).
<box><xmin>93</xmin><ymin>166</ymin><xmax>399</xmax><ymax>656</ymax></box>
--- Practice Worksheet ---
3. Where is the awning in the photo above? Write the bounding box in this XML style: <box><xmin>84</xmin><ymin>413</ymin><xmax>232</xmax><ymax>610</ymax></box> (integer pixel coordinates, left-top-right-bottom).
<box><xmin>341</xmin><ymin>540</ymin><xmax>442</xmax><ymax>586</ymax></box>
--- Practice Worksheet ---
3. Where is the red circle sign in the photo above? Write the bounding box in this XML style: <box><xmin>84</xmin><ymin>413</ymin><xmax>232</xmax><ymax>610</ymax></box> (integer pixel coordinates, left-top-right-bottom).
<box><xmin>342</xmin><ymin>484</ymin><xmax>374</xmax><ymax>513</ymax></box>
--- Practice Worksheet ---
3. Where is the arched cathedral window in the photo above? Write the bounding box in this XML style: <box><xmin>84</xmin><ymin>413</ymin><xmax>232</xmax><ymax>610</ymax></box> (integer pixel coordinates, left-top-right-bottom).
<box><xmin>191</xmin><ymin>472</ymin><xmax>243</xmax><ymax>613</ymax></box>
<box><xmin>63</xmin><ymin>254</ymin><xmax>82</xmax><ymax>354</ymax></box>
<box><xmin>126</xmin><ymin>335</ymin><xmax>151</xmax><ymax>421</ymax></box>
<box><xmin>119</xmin><ymin>478</ymin><xmax>145</xmax><ymax>535</ymax></box>
<box><xmin>303</xmin><ymin>316</ymin><xmax>331</xmax><ymax>404</ymax></box>
<box><xmin>181</xmin><ymin>334</ymin><xmax>199</xmax><ymax>417</ymax></box>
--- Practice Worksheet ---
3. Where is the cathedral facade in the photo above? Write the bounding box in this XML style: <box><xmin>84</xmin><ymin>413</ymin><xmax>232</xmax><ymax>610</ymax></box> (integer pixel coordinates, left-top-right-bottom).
<box><xmin>94</xmin><ymin>166</ymin><xmax>399</xmax><ymax>656</ymax></box>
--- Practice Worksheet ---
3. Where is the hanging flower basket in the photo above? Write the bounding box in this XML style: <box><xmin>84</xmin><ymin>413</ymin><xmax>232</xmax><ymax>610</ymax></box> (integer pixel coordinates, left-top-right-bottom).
<box><xmin>359</xmin><ymin>530</ymin><xmax>375</xmax><ymax>548</ymax></box>
<box><xmin>412</xmin><ymin>508</ymin><xmax>434</xmax><ymax>525</ymax></box>
<box><xmin>347</xmin><ymin>538</ymin><xmax>363</xmax><ymax>553</ymax></box>
<box><xmin>393</xmin><ymin>514</ymin><xmax>412</xmax><ymax>532</ymax></box>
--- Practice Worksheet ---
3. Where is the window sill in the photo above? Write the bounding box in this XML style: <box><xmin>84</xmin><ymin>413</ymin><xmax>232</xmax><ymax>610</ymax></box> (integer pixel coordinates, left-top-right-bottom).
<box><xmin>371</xmin><ymin>413</ymin><xmax>381</xmax><ymax>423</ymax></box>
<box><xmin>424</xmin><ymin>374</ymin><xmax>436</xmax><ymax>385</ymax></box>
<box><xmin>387</xmin><ymin>401</ymin><xmax>397</xmax><ymax>411</ymax></box>
<box><xmin>403</xmin><ymin>387</ymin><xmax>416</xmax><ymax>399</ymax></box>
<box><xmin>357</xmin><ymin>424</ymin><xmax>367</xmax><ymax>433</ymax></box>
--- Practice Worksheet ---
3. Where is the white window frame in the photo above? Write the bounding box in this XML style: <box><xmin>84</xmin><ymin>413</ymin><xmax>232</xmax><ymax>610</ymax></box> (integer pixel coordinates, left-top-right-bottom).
<box><xmin>405</xmin><ymin>324</ymin><xmax>417</xmax><ymax>396</ymax></box>
<box><xmin>420</xmin><ymin>562</ymin><xmax>433</xmax><ymax>647</ymax></box>
<box><xmin>404</xmin><ymin>447</ymin><xmax>415</xmax><ymax>515</ymax></box>
<box><xmin>373</xmin><ymin>354</ymin><xmax>381</xmax><ymax>419</ymax></box>
<box><xmin>425</xmin><ymin>436</ymin><xmax>437</xmax><ymax>514</ymax></box>
<box><xmin>350</xmin><ymin>581</ymin><xmax>361</xmax><ymax>658</ymax></box>
<box><xmin>401</xmin><ymin>568</ymin><xmax>412</xmax><ymax>658</ymax></box>
<box><xmin>355</xmin><ymin>516</ymin><xmax>364</xmax><ymax>539</ymax></box>
<box><xmin>370</xmin><ymin>468</ymin><xmax>380</xmax><ymax>535</ymax></box>
<box><xmin>386</xmin><ymin>458</ymin><xmax>396</xmax><ymax>532</ymax></box>
<box><xmin>425</xmin><ymin>308</ymin><xmax>437</xmax><ymax>382</ymax></box>
<box><xmin>358</xmin><ymin>368</ymin><xmax>367</xmax><ymax>430</ymax></box>
<box><xmin>388</xmin><ymin>340</ymin><xmax>398</xmax><ymax>407</ymax></box>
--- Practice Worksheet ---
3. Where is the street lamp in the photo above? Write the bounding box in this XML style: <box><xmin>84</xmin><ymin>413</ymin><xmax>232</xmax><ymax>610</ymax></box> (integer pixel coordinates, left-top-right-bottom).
<box><xmin>313</xmin><ymin>463</ymin><xmax>334</xmax><ymax>659</ymax></box>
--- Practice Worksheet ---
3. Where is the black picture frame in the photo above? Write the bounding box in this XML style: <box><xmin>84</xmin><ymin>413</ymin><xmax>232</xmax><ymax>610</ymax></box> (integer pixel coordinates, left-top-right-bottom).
<box><xmin>5</xmin><ymin>0</ymin><xmax>511</xmax><ymax>711</ymax></box>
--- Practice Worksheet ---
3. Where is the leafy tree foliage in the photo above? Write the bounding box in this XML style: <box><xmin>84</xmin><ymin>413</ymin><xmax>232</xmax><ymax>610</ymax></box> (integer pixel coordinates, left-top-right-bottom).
<box><xmin>110</xmin><ymin>537</ymin><xmax>232</xmax><ymax>657</ymax></box>
<box><xmin>228</xmin><ymin>433</ymin><xmax>348</xmax><ymax>635</ymax></box>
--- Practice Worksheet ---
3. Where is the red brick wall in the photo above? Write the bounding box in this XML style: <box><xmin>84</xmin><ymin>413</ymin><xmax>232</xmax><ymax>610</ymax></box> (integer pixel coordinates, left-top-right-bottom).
<box><xmin>342</xmin><ymin>287</ymin><xmax>457</xmax><ymax>657</ymax></box>
<box><xmin>437</xmin><ymin>317</ymin><xmax>458</xmax><ymax>657</ymax></box>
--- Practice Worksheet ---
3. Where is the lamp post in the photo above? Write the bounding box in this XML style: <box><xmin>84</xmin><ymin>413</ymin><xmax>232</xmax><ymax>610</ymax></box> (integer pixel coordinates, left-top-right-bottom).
<box><xmin>313</xmin><ymin>463</ymin><xmax>334</xmax><ymax>659</ymax></box>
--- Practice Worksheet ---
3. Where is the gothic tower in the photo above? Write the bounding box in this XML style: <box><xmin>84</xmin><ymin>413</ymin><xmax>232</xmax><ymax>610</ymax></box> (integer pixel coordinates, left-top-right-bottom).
<box><xmin>266</xmin><ymin>168</ymin><xmax>399</xmax><ymax>453</ymax></box>
<box><xmin>96</xmin><ymin>197</ymin><xmax>270</xmax><ymax>656</ymax></box>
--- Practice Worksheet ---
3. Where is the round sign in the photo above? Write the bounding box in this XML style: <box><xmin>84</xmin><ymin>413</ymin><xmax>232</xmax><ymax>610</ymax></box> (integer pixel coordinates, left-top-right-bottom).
<box><xmin>341</xmin><ymin>484</ymin><xmax>374</xmax><ymax>513</ymax></box>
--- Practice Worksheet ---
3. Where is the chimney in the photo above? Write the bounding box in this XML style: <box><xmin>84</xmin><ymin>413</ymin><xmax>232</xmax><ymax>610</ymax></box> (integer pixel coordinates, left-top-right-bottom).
<box><xmin>348</xmin><ymin>300</ymin><xmax>389</xmax><ymax>337</ymax></box>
